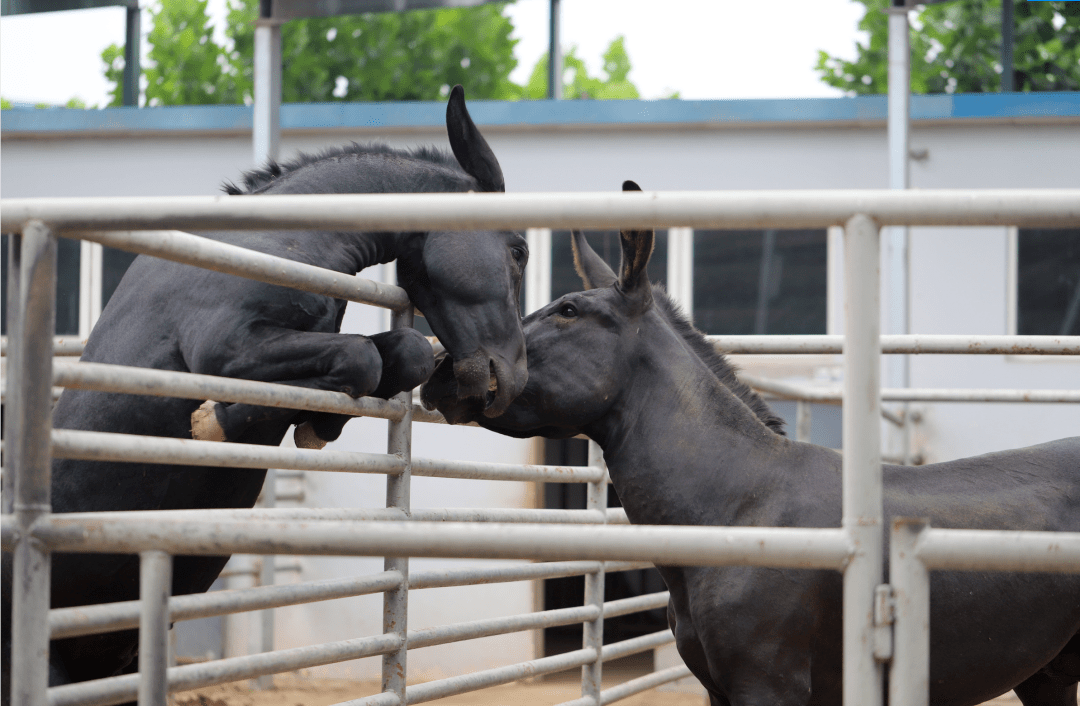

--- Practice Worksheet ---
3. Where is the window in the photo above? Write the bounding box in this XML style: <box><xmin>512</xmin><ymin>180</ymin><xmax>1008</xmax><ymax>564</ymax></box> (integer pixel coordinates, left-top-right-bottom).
<box><xmin>1</xmin><ymin>234</ymin><xmax>82</xmax><ymax>336</ymax></box>
<box><xmin>692</xmin><ymin>229</ymin><xmax>827</xmax><ymax>335</ymax></box>
<box><xmin>1015</xmin><ymin>228</ymin><xmax>1080</xmax><ymax>336</ymax></box>
<box><xmin>102</xmin><ymin>247</ymin><xmax>139</xmax><ymax>309</ymax></box>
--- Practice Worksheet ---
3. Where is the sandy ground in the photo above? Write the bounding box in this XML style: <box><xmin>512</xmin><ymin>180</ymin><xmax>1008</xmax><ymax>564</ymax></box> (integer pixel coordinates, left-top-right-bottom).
<box><xmin>171</xmin><ymin>669</ymin><xmax>1023</xmax><ymax>706</ymax></box>
<box><xmin>171</xmin><ymin>672</ymin><xmax>704</xmax><ymax>706</ymax></box>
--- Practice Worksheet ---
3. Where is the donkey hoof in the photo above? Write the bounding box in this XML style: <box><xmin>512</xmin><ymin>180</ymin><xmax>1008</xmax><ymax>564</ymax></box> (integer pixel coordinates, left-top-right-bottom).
<box><xmin>294</xmin><ymin>422</ymin><xmax>328</xmax><ymax>450</ymax></box>
<box><xmin>191</xmin><ymin>400</ymin><xmax>226</xmax><ymax>442</ymax></box>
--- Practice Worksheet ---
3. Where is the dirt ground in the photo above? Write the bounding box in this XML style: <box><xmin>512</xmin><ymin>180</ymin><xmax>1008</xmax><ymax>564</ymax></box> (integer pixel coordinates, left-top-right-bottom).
<box><xmin>171</xmin><ymin>670</ymin><xmax>703</xmax><ymax>706</ymax></box>
<box><xmin>172</xmin><ymin>662</ymin><xmax>1023</xmax><ymax>706</ymax></box>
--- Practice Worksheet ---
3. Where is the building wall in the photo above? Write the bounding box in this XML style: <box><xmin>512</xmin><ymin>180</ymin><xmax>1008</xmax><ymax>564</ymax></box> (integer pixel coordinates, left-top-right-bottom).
<box><xmin>4</xmin><ymin>94</ymin><xmax>1079</xmax><ymax>678</ymax></box>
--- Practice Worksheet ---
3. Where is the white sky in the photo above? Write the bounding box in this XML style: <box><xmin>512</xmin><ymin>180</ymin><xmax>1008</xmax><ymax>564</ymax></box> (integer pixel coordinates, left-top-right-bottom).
<box><xmin>0</xmin><ymin>0</ymin><xmax>867</xmax><ymax>106</ymax></box>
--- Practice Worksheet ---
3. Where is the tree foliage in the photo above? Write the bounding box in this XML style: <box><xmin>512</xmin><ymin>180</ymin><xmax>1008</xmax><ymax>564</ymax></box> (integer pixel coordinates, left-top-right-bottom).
<box><xmin>816</xmin><ymin>0</ymin><xmax>1080</xmax><ymax>94</ymax></box>
<box><xmin>103</xmin><ymin>0</ymin><xmax>520</xmax><ymax>106</ymax></box>
<box><xmin>102</xmin><ymin>0</ymin><xmax>663</xmax><ymax>106</ymax></box>
<box><xmin>521</xmin><ymin>36</ymin><xmax>642</xmax><ymax>100</ymax></box>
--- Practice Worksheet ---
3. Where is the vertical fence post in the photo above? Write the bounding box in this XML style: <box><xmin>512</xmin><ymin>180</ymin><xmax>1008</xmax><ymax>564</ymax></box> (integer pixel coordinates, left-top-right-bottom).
<box><xmin>138</xmin><ymin>550</ymin><xmax>173</xmax><ymax>706</ymax></box>
<box><xmin>382</xmin><ymin>307</ymin><xmax>414</xmax><ymax>704</ymax></box>
<box><xmin>581</xmin><ymin>440</ymin><xmax>608</xmax><ymax>704</ymax></box>
<box><xmin>795</xmin><ymin>400</ymin><xmax>812</xmax><ymax>443</ymax></box>
<box><xmin>841</xmin><ymin>214</ymin><xmax>883</xmax><ymax>706</ymax></box>
<box><xmin>889</xmin><ymin>518</ymin><xmax>930</xmax><ymax>706</ymax></box>
<box><xmin>10</xmin><ymin>221</ymin><xmax>57</xmax><ymax>706</ymax></box>
<box><xmin>3</xmin><ymin>233</ymin><xmax>23</xmax><ymax>514</ymax></box>
<box><xmin>255</xmin><ymin>467</ymin><xmax>276</xmax><ymax>689</ymax></box>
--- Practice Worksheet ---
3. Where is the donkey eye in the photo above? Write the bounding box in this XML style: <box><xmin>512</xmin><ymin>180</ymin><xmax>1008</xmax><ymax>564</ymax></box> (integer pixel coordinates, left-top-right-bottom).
<box><xmin>511</xmin><ymin>245</ymin><xmax>528</xmax><ymax>265</ymax></box>
<box><xmin>558</xmin><ymin>303</ymin><xmax>578</xmax><ymax>318</ymax></box>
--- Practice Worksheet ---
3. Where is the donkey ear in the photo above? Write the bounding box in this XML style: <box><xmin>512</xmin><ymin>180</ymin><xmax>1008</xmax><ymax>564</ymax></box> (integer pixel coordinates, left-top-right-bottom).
<box><xmin>571</xmin><ymin>231</ymin><xmax>617</xmax><ymax>290</ymax></box>
<box><xmin>446</xmin><ymin>85</ymin><xmax>505</xmax><ymax>193</ymax></box>
<box><xmin>617</xmin><ymin>181</ymin><xmax>654</xmax><ymax>311</ymax></box>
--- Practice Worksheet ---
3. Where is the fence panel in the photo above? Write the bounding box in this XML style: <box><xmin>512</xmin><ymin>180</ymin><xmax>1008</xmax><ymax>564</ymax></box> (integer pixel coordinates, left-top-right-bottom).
<box><xmin>2</xmin><ymin>190</ymin><xmax>1078</xmax><ymax>706</ymax></box>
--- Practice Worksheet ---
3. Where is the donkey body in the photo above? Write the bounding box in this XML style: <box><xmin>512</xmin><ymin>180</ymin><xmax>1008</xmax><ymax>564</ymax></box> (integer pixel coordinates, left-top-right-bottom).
<box><xmin>424</xmin><ymin>182</ymin><xmax>1080</xmax><ymax>706</ymax></box>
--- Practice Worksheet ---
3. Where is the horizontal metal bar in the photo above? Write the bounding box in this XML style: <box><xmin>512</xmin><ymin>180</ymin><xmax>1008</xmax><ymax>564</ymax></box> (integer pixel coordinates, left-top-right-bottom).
<box><xmin>410</xmin><ymin>560</ymin><xmax>652</xmax><ymax>590</ymax></box>
<box><xmin>47</xmin><ymin>633</ymin><xmax>401</xmax><ymax>706</ymax></box>
<box><xmin>4</xmin><ymin>190</ymin><xmax>1080</xmax><ymax>232</ymax></box>
<box><xmin>603</xmin><ymin>591</ymin><xmax>670</xmax><ymax>619</ymax></box>
<box><xmin>49</xmin><ymin>571</ymin><xmax>403</xmax><ymax>639</ymax></box>
<box><xmin>0</xmin><ymin>386</ymin><xmax>64</xmax><ymax>403</ymax></box>
<box><xmin>334</xmin><ymin>693</ymin><xmax>400</xmax><ymax>706</ymax></box>
<box><xmin>711</xmin><ymin>334</ymin><xmax>1080</xmax><ymax>355</ymax></box>
<box><xmin>53</xmin><ymin>361</ymin><xmax>407</xmax><ymax>421</ymax></box>
<box><xmin>412</xmin><ymin>508</ymin><xmax>608</xmax><ymax>524</ymax></box>
<box><xmin>743</xmin><ymin>375</ymin><xmax>1080</xmax><ymax>404</ymax></box>
<box><xmin>916</xmin><ymin>528</ymin><xmax>1080</xmax><ymax>572</ymax></box>
<box><xmin>606</xmin><ymin>508</ymin><xmax>629</xmax><ymax>524</ymax></box>
<box><xmin>411</xmin><ymin>458</ymin><xmax>605</xmax><ymax>483</ymax></box>
<box><xmin>598</xmin><ymin>665</ymin><xmax>694</xmax><ymax>705</ymax></box>
<box><xmin>408</xmin><ymin>604</ymin><xmax>600</xmax><ymax>651</ymax></box>
<box><xmin>0</xmin><ymin>335</ymin><xmax>84</xmax><ymax>357</ymax></box>
<box><xmin>60</xmin><ymin>228</ymin><xmax>409</xmax><ymax>310</ymax></box>
<box><xmin>50</xmin><ymin>429</ymin><xmax>406</xmax><ymax>475</ymax></box>
<box><xmin>217</xmin><ymin>561</ymin><xmax>300</xmax><ymax>578</ymax></box>
<box><xmin>557</xmin><ymin>664</ymin><xmax>695</xmax><ymax>706</ymax></box>
<box><xmin>33</xmin><ymin>506</ymin><xmax>616</xmax><ymax>526</ymax></box>
<box><xmin>24</xmin><ymin>518</ymin><xmax>855</xmax><ymax>570</ymax></box>
<box><xmin>13</xmin><ymin>333</ymin><xmax>1076</xmax><ymax>360</ymax></box>
<box><xmin>402</xmin><ymin>647</ymin><xmax>598</xmax><ymax>705</ymax></box>
<box><xmin>600</xmin><ymin>629</ymin><xmax>676</xmax><ymax>663</ymax></box>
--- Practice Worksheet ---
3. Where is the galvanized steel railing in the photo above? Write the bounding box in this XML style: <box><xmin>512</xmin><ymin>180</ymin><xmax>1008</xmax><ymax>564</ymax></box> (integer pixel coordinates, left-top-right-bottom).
<box><xmin>2</xmin><ymin>190</ymin><xmax>1079</xmax><ymax>706</ymax></box>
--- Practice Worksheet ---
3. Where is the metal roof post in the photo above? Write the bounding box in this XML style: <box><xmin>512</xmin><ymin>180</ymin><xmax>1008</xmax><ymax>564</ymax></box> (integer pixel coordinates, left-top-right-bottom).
<box><xmin>253</xmin><ymin>10</ymin><xmax>282</xmax><ymax>165</ymax></box>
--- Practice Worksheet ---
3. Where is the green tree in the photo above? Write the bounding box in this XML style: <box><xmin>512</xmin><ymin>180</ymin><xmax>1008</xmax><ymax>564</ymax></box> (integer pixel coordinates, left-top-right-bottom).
<box><xmin>522</xmin><ymin>36</ymin><xmax>645</xmax><ymax>100</ymax></box>
<box><xmin>103</xmin><ymin>0</ymin><xmax>520</xmax><ymax>106</ymax></box>
<box><xmin>816</xmin><ymin>0</ymin><xmax>1080</xmax><ymax>94</ymax></box>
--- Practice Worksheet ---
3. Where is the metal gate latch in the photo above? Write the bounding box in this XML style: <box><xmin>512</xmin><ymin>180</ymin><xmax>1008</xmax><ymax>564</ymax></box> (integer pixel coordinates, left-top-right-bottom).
<box><xmin>873</xmin><ymin>584</ymin><xmax>895</xmax><ymax>663</ymax></box>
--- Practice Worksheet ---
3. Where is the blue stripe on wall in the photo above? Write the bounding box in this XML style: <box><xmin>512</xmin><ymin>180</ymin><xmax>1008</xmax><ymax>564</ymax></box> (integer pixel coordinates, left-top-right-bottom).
<box><xmin>3</xmin><ymin>92</ymin><xmax>1078</xmax><ymax>135</ymax></box>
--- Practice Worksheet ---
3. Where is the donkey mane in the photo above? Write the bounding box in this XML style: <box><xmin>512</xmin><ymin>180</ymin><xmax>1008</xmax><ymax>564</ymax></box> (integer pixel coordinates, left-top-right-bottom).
<box><xmin>223</xmin><ymin>142</ymin><xmax>462</xmax><ymax>195</ymax></box>
<box><xmin>651</xmin><ymin>284</ymin><xmax>787</xmax><ymax>436</ymax></box>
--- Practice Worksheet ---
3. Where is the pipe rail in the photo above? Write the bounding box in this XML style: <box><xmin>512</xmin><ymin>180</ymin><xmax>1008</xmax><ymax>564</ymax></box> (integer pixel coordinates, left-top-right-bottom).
<box><xmin>742</xmin><ymin>374</ymin><xmax>1080</xmax><ymax>404</ymax></box>
<box><xmin>3</xmin><ymin>191</ymin><xmax>1078</xmax><ymax>706</ymax></box>
<box><xmin>3</xmin><ymin>189</ymin><xmax>1080</xmax><ymax>232</ymax></box>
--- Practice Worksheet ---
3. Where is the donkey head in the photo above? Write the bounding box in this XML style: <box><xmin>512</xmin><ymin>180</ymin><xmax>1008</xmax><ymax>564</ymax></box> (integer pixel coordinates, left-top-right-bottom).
<box><xmin>424</xmin><ymin>181</ymin><xmax>658</xmax><ymax>433</ymax></box>
<box><xmin>406</xmin><ymin>86</ymin><xmax>528</xmax><ymax>418</ymax></box>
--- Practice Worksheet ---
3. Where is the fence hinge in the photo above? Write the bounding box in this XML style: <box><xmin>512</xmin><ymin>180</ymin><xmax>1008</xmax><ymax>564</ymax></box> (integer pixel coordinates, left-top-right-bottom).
<box><xmin>873</xmin><ymin>583</ymin><xmax>895</xmax><ymax>663</ymax></box>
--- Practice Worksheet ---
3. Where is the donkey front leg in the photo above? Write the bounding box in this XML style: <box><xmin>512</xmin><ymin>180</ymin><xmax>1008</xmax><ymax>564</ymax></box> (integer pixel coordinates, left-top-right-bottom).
<box><xmin>292</xmin><ymin>328</ymin><xmax>435</xmax><ymax>447</ymax></box>
<box><xmin>187</xmin><ymin>327</ymin><xmax>382</xmax><ymax>444</ymax></box>
<box><xmin>188</xmin><ymin>327</ymin><xmax>432</xmax><ymax>447</ymax></box>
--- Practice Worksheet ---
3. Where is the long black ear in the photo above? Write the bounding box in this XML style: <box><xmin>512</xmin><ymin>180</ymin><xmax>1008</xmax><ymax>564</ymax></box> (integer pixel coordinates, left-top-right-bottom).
<box><xmin>617</xmin><ymin>180</ymin><xmax>654</xmax><ymax>311</ymax></box>
<box><xmin>446</xmin><ymin>85</ymin><xmax>505</xmax><ymax>193</ymax></box>
<box><xmin>571</xmin><ymin>231</ymin><xmax>617</xmax><ymax>290</ymax></box>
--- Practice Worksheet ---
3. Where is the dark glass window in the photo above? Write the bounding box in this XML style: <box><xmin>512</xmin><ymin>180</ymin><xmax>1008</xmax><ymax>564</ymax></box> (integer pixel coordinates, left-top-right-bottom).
<box><xmin>551</xmin><ymin>230</ymin><xmax>668</xmax><ymax>301</ymax></box>
<box><xmin>1</xmin><ymin>234</ymin><xmax>80</xmax><ymax>336</ymax></box>
<box><xmin>1017</xmin><ymin>229</ymin><xmax>1080</xmax><ymax>336</ymax></box>
<box><xmin>693</xmin><ymin>229</ymin><xmax>827</xmax><ymax>335</ymax></box>
<box><xmin>102</xmin><ymin>247</ymin><xmax>139</xmax><ymax>308</ymax></box>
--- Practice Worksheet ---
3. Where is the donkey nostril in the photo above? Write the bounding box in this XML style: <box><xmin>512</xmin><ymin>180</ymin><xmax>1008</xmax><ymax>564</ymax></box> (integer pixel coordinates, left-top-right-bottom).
<box><xmin>488</xmin><ymin>359</ymin><xmax>498</xmax><ymax>393</ymax></box>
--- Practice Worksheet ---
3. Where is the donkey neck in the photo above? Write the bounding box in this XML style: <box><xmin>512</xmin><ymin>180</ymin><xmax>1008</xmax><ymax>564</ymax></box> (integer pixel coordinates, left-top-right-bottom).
<box><xmin>585</xmin><ymin>315</ymin><xmax>795</xmax><ymax>527</ymax></box>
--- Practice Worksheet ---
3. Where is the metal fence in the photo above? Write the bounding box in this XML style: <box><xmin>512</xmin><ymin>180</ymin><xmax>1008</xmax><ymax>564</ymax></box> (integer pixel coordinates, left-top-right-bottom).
<box><xmin>2</xmin><ymin>190</ymin><xmax>1079</xmax><ymax>706</ymax></box>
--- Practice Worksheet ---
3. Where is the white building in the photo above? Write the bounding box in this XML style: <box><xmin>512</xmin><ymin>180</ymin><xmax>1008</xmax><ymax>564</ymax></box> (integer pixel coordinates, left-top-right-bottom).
<box><xmin>2</xmin><ymin>92</ymin><xmax>1078</xmax><ymax>680</ymax></box>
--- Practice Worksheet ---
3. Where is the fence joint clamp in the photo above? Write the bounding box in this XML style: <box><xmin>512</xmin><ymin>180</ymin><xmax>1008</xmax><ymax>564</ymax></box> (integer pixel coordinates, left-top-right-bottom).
<box><xmin>873</xmin><ymin>583</ymin><xmax>895</xmax><ymax>663</ymax></box>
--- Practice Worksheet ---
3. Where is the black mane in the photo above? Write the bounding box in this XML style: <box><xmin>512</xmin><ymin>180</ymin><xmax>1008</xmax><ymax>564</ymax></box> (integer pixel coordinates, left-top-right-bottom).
<box><xmin>652</xmin><ymin>285</ymin><xmax>787</xmax><ymax>436</ymax></box>
<box><xmin>223</xmin><ymin>142</ymin><xmax>462</xmax><ymax>195</ymax></box>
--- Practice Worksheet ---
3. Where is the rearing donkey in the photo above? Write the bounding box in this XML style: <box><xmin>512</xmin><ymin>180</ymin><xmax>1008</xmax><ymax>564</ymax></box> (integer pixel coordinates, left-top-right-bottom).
<box><xmin>423</xmin><ymin>181</ymin><xmax>1080</xmax><ymax>706</ymax></box>
<box><xmin>2</xmin><ymin>86</ymin><xmax>529</xmax><ymax>702</ymax></box>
